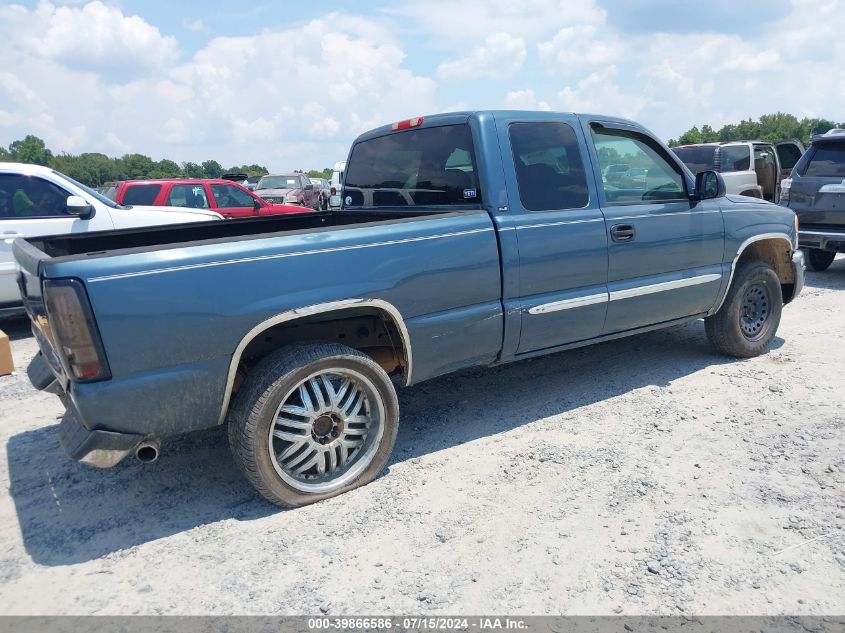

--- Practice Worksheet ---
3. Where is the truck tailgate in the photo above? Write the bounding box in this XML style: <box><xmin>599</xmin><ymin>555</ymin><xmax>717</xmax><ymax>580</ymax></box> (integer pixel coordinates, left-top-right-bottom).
<box><xmin>12</xmin><ymin>237</ymin><xmax>65</xmax><ymax>383</ymax></box>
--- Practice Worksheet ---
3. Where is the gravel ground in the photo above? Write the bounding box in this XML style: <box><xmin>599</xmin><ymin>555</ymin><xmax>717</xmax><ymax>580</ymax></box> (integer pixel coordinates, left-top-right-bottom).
<box><xmin>0</xmin><ymin>262</ymin><xmax>843</xmax><ymax>616</ymax></box>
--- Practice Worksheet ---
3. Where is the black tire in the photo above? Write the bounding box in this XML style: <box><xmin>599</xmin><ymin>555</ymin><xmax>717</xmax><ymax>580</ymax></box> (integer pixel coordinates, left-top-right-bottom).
<box><xmin>705</xmin><ymin>260</ymin><xmax>783</xmax><ymax>358</ymax></box>
<box><xmin>803</xmin><ymin>248</ymin><xmax>836</xmax><ymax>272</ymax></box>
<box><xmin>227</xmin><ymin>342</ymin><xmax>399</xmax><ymax>508</ymax></box>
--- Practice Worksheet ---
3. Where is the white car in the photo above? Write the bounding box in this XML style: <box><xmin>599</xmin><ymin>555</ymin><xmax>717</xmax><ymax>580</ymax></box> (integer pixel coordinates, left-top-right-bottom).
<box><xmin>1</xmin><ymin>163</ymin><xmax>222</xmax><ymax>316</ymax></box>
<box><xmin>329</xmin><ymin>160</ymin><xmax>346</xmax><ymax>209</ymax></box>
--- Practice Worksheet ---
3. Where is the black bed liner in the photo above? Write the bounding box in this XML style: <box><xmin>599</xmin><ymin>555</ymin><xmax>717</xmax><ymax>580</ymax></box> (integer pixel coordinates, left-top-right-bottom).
<box><xmin>29</xmin><ymin>208</ymin><xmax>474</xmax><ymax>259</ymax></box>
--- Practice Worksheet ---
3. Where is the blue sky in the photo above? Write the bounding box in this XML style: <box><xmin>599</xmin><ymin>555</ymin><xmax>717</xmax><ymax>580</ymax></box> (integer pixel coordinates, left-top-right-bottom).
<box><xmin>0</xmin><ymin>0</ymin><xmax>842</xmax><ymax>170</ymax></box>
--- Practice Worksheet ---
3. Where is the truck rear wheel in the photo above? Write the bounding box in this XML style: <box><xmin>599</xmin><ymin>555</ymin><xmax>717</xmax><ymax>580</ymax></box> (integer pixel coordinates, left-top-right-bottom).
<box><xmin>705</xmin><ymin>260</ymin><xmax>782</xmax><ymax>358</ymax></box>
<box><xmin>803</xmin><ymin>248</ymin><xmax>836</xmax><ymax>272</ymax></box>
<box><xmin>228</xmin><ymin>342</ymin><xmax>399</xmax><ymax>508</ymax></box>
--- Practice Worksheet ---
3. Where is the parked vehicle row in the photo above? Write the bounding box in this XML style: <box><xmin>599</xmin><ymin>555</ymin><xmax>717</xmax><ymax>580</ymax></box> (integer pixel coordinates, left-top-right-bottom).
<box><xmin>105</xmin><ymin>178</ymin><xmax>305</xmax><ymax>219</ymax></box>
<box><xmin>16</xmin><ymin>110</ymin><xmax>803</xmax><ymax>508</ymax></box>
<box><xmin>0</xmin><ymin>163</ymin><xmax>221</xmax><ymax>317</ymax></box>
<box><xmin>254</xmin><ymin>173</ymin><xmax>322</xmax><ymax>210</ymax></box>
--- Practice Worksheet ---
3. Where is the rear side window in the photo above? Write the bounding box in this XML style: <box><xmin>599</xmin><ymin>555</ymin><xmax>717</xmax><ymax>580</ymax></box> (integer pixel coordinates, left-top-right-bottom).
<box><xmin>509</xmin><ymin>122</ymin><xmax>589</xmax><ymax>211</ymax></box>
<box><xmin>122</xmin><ymin>184</ymin><xmax>161</xmax><ymax>205</ymax></box>
<box><xmin>804</xmin><ymin>143</ymin><xmax>845</xmax><ymax>177</ymax></box>
<box><xmin>169</xmin><ymin>184</ymin><xmax>211</xmax><ymax>208</ymax></box>
<box><xmin>343</xmin><ymin>124</ymin><xmax>481</xmax><ymax>207</ymax></box>
<box><xmin>720</xmin><ymin>145</ymin><xmax>751</xmax><ymax>172</ymax></box>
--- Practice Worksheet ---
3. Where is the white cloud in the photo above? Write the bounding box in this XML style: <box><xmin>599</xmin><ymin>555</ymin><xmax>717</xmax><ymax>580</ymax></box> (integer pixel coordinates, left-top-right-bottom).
<box><xmin>182</xmin><ymin>17</ymin><xmax>206</xmax><ymax>32</ymax></box>
<box><xmin>0</xmin><ymin>1</ymin><xmax>179</xmax><ymax>78</ymax></box>
<box><xmin>0</xmin><ymin>6</ymin><xmax>437</xmax><ymax>169</ymax></box>
<box><xmin>538</xmin><ymin>25</ymin><xmax>619</xmax><ymax>66</ymax></box>
<box><xmin>389</xmin><ymin>0</ymin><xmax>605</xmax><ymax>42</ymax></box>
<box><xmin>503</xmin><ymin>89</ymin><xmax>551</xmax><ymax>111</ymax></box>
<box><xmin>437</xmin><ymin>33</ymin><xmax>526</xmax><ymax>80</ymax></box>
<box><xmin>557</xmin><ymin>66</ymin><xmax>651</xmax><ymax>120</ymax></box>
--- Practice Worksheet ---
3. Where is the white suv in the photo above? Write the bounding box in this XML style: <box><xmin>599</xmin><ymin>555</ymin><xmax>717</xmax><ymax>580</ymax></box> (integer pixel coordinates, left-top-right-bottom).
<box><xmin>673</xmin><ymin>140</ymin><xmax>805</xmax><ymax>202</ymax></box>
<box><xmin>329</xmin><ymin>160</ymin><xmax>346</xmax><ymax>209</ymax></box>
<box><xmin>1</xmin><ymin>163</ymin><xmax>222</xmax><ymax>316</ymax></box>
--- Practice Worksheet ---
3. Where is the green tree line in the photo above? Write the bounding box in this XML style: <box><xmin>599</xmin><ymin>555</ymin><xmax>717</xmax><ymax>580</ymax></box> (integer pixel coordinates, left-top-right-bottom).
<box><xmin>0</xmin><ymin>134</ymin><xmax>334</xmax><ymax>186</ymax></box>
<box><xmin>668</xmin><ymin>113</ymin><xmax>844</xmax><ymax>147</ymax></box>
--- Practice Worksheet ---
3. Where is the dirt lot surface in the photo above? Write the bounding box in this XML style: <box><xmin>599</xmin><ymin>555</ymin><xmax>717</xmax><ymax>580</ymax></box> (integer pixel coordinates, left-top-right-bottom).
<box><xmin>0</xmin><ymin>263</ymin><xmax>843</xmax><ymax>616</ymax></box>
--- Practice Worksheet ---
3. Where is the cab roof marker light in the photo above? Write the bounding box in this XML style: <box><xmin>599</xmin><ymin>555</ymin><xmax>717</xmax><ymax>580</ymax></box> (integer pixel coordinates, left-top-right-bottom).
<box><xmin>391</xmin><ymin>117</ymin><xmax>424</xmax><ymax>131</ymax></box>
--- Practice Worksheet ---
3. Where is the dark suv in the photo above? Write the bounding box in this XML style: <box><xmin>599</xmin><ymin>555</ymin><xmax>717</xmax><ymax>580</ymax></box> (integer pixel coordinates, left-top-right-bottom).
<box><xmin>781</xmin><ymin>129</ymin><xmax>845</xmax><ymax>271</ymax></box>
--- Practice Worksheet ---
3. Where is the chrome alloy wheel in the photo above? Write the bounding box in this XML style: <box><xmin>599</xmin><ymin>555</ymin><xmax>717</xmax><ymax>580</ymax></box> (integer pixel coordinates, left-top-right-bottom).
<box><xmin>268</xmin><ymin>368</ymin><xmax>385</xmax><ymax>493</ymax></box>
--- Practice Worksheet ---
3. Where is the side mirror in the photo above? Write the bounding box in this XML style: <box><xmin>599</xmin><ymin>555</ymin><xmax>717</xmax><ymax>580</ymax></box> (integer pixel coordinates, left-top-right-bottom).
<box><xmin>693</xmin><ymin>170</ymin><xmax>726</xmax><ymax>201</ymax></box>
<box><xmin>66</xmin><ymin>195</ymin><xmax>95</xmax><ymax>219</ymax></box>
<box><xmin>253</xmin><ymin>197</ymin><xmax>263</xmax><ymax>209</ymax></box>
<box><xmin>304</xmin><ymin>183</ymin><xmax>314</xmax><ymax>190</ymax></box>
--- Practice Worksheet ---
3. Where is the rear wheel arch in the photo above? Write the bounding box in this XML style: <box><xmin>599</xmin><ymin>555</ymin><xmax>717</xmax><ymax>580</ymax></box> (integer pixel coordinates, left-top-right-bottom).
<box><xmin>218</xmin><ymin>299</ymin><xmax>412</xmax><ymax>425</ymax></box>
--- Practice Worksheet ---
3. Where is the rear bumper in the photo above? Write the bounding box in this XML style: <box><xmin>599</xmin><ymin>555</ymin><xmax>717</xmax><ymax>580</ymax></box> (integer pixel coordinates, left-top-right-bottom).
<box><xmin>58</xmin><ymin>397</ymin><xmax>143</xmax><ymax>468</ymax></box>
<box><xmin>28</xmin><ymin>353</ymin><xmax>143</xmax><ymax>467</ymax></box>
<box><xmin>798</xmin><ymin>229</ymin><xmax>845</xmax><ymax>252</ymax></box>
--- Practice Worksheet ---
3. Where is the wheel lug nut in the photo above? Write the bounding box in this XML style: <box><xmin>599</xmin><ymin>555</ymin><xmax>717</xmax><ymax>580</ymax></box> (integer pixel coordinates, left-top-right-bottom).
<box><xmin>319</xmin><ymin>437</ymin><xmax>327</xmax><ymax>445</ymax></box>
<box><xmin>331</xmin><ymin>429</ymin><xmax>338</xmax><ymax>437</ymax></box>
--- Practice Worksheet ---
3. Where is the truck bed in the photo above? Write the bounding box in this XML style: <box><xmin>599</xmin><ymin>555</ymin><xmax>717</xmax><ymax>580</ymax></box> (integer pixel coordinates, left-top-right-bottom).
<box><xmin>28</xmin><ymin>209</ymin><xmax>441</xmax><ymax>259</ymax></box>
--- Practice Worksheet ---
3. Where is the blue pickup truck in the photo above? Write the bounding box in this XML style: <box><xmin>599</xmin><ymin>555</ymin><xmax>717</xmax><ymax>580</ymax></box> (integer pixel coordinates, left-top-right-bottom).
<box><xmin>14</xmin><ymin>111</ymin><xmax>804</xmax><ymax>507</ymax></box>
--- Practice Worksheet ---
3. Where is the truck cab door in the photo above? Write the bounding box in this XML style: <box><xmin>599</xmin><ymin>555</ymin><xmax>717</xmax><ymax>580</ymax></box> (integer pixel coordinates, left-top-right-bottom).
<box><xmin>494</xmin><ymin>114</ymin><xmax>609</xmax><ymax>355</ymax></box>
<box><xmin>583</xmin><ymin>120</ymin><xmax>724</xmax><ymax>335</ymax></box>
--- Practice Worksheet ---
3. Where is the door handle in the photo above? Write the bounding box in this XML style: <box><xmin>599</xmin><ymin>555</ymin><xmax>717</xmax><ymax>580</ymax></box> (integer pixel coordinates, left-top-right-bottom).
<box><xmin>610</xmin><ymin>224</ymin><xmax>635</xmax><ymax>243</ymax></box>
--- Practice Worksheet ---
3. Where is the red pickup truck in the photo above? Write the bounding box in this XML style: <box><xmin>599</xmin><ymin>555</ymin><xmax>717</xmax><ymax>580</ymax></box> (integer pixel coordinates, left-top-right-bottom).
<box><xmin>105</xmin><ymin>179</ymin><xmax>309</xmax><ymax>219</ymax></box>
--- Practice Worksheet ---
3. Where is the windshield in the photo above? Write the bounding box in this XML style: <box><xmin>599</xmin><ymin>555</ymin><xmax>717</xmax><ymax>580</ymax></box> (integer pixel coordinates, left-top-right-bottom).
<box><xmin>51</xmin><ymin>170</ymin><xmax>120</xmax><ymax>208</ymax></box>
<box><xmin>257</xmin><ymin>176</ymin><xmax>300</xmax><ymax>189</ymax></box>
<box><xmin>672</xmin><ymin>146</ymin><xmax>717</xmax><ymax>174</ymax></box>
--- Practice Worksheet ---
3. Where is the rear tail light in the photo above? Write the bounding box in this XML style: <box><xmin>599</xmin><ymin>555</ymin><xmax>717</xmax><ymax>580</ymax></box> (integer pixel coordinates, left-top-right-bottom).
<box><xmin>330</xmin><ymin>186</ymin><xmax>337</xmax><ymax>195</ymax></box>
<box><xmin>780</xmin><ymin>177</ymin><xmax>792</xmax><ymax>203</ymax></box>
<box><xmin>43</xmin><ymin>279</ymin><xmax>111</xmax><ymax>382</ymax></box>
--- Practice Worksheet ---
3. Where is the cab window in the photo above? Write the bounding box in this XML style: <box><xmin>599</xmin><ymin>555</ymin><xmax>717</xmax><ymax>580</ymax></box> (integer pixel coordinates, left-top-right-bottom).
<box><xmin>591</xmin><ymin>126</ymin><xmax>686</xmax><ymax>204</ymax></box>
<box><xmin>509</xmin><ymin>122</ymin><xmax>589</xmax><ymax>211</ymax></box>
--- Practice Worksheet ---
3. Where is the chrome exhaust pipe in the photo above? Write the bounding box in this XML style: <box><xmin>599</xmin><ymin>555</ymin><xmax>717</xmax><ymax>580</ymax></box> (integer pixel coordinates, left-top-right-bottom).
<box><xmin>135</xmin><ymin>439</ymin><xmax>160</xmax><ymax>464</ymax></box>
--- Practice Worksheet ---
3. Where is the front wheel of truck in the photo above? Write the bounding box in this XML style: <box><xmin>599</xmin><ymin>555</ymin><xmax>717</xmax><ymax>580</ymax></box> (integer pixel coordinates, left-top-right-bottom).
<box><xmin>705</xmin><ymin>260</ymin><xmax>783</xmax><ymax>358</ymax></box>
<box><xmin>228</xmin><ymin>342</ymin><xmax>399</xmax><ymax>508</ymax></box>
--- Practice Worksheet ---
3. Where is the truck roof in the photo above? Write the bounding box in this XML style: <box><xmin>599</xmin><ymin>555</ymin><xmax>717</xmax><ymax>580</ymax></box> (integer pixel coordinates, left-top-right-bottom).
<box><xmin>353</xmin><ymin>110</ymin><xmax>642</xmax><ymax>144</ymax></box>
<box><xmin>0</xmin><ymin>162</ymin><xmax>56</xmax><ymax>175</ymax></box>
